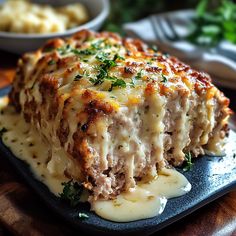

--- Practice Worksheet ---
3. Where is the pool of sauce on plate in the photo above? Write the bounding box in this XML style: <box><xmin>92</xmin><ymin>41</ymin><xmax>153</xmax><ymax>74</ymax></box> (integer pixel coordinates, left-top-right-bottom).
<box><xmin>92</xmin><ymin>168</ymin><xmax>191</xmax><ymax>222</ymax></box>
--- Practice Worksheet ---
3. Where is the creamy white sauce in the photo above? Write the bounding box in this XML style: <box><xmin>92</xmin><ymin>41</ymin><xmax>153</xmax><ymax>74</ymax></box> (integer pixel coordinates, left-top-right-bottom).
<box><xmin>0</xmin><ymin>99</ymin><xmax>191</xmax><ymax>222</ymax></box>
<box><xmin>92</xmin><ymin>168</ymin><xmax>191</xmax><ymax>222</ymax></box>
<box><xmin>0</xmin><ymin>102</ymin><xmax>70</xmax><ymax>195</ymax></box>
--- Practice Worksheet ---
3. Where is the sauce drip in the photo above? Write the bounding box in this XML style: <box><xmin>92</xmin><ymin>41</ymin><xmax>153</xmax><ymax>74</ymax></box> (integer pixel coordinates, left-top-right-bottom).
<box><xmin>0</xmin><ymin>103</ymin><xmax>70</xmax><ymax>194</ymax></box>
<box><xmin>92</xmin><ymin>168</ymin><xmax>191</xmax><ymax>222</ymax></box>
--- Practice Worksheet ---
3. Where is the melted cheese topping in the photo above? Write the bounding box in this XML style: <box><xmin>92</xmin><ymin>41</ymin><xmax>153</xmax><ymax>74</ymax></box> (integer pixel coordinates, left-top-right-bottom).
<box><xmin>0</xmin><ymin>99</ymin><xmax>191</xmax><ymax>222</ymax></box>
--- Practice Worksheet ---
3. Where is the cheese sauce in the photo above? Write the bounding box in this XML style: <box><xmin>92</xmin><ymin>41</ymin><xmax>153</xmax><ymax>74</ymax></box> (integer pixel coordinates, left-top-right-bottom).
<box><xmin>0</xmin><ymin>99</ymin><xmax>191</xmax><ymax>222</ymax></box>
<box><xmin>92</xmin><ymin>168</ymin><xmax>191</xmax><ymax>222</ymax></box>
<box><xmin>0</xmin><ymin>100</ymin><xmax>70</xmax><ymax>195</ymax></box>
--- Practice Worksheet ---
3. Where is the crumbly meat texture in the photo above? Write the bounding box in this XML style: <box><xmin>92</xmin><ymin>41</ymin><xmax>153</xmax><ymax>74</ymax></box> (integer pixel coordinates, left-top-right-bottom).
<box><xmin>10</xmin><ymin>30</ymin><xmax>231</xmax><ymax>200</ymax></box>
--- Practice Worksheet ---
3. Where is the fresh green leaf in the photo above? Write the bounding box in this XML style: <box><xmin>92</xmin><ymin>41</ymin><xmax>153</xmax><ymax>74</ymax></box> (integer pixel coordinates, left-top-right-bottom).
<box><xmin>196</xmin><ymin>0</ymin><xmax>208</xmax><ymax>17</ymax></box>
<box><xmin>224</xmin><ymin>31</ymin><xmax>236</xmax><ymax>43</ymax></box>
<box><xmin>201</xmin><ymin>25</ymin><xmax>221</xmax><ymax>35</ymax></box>
<box><xmin>188</xmin><ymin>0</ymin><xmax>236</xmax><ymax>46</ymax></box>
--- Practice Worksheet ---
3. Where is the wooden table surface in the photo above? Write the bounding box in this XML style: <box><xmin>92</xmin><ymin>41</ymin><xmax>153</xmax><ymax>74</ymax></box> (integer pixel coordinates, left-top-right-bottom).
<box><xmin>0</xmin><ymin>50</ymin><xmax>235</xmax><ymax>236</ymax></box>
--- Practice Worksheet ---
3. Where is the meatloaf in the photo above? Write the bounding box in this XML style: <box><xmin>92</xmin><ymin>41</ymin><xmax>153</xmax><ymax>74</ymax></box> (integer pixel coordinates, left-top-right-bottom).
<box><xmin>9</xmin><ymin>30</ymin><xmax>231</xmax><ymax>200</ymax></box>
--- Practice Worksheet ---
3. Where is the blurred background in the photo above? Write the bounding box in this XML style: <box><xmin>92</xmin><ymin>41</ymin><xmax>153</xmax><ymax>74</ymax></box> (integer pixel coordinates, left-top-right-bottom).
<box><xmin>104</xmin><ymin>0</ymin><xmax>222</xmax><ymax>33</ymax></box>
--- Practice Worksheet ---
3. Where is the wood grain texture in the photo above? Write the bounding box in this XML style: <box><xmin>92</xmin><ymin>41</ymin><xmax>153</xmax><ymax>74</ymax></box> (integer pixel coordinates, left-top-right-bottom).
<box><xmin>0</xmin><ymin>50</ymin><xmax>235</xmax><ymax>236</ymax></box>
<box><xmin>0</xmin><ymin>156</ymin><xmax>77</xmax><ymax>236</ymax></box>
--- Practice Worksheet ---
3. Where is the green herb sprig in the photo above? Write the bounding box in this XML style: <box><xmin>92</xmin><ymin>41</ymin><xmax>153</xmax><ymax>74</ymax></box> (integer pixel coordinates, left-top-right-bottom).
<box><xmin>183</xmin><ymin>152</ymin><xmax>194</xmax><ymax>172</ymax></box>
<box><xmin>188</xmin><ymin>0</ymin><xmax>236</xmax><ymax>46</ymax></box>
<box><xmin>60</xmin><ymin>180</ymin><xmax>83</xmax><ymax>207</ymax></box>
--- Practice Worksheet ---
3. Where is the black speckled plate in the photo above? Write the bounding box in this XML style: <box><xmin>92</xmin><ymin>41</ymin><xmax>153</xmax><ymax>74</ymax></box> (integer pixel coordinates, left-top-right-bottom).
<box><xmin>0</xmin><ymin>86</ymin><xmax>236</xmax><ymax>236</ymax></box>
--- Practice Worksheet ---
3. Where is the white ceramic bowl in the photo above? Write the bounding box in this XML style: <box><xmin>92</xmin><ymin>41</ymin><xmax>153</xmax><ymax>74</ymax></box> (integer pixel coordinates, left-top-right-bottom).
<box><xmin>0</xmin><ymin>0</ymin><xmax>110</xmax><ymax>54</ymax></box>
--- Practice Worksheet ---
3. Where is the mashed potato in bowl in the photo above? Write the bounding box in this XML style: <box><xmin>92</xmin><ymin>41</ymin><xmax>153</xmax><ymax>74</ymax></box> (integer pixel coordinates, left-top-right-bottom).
<box><xmin>0</xmin><ymin>0</ymin><xmax>89</xmax><ymax>34</ymax></box>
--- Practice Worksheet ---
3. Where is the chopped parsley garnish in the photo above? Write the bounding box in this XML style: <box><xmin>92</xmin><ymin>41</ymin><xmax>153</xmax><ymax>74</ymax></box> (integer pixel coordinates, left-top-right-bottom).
<box><xmin>112</xmin><ymin>78</ymin><xmax>126</xmax><ymax>88</ymax></box>
<box><xmin>108</xmin><ymin>78</ymin><xmax>126</xmax><ymax>91</ymax></box>
<box><xmin>93</xmin><ymin>68</ymin><xmax>108</xmax><ymax>85</ymax></box>
<box><xmin>161</xmin><ymin>74</ymin><xmax>168</xmax><ymax>83</ymax></box>
<box><xmin>57</xmin><ymin>44</ymin><xmax>72</xmax><ymax>55</ymax></box>
<box><xmin>57</xmin><ymin>40</ymin><xmax>126</xmax><ymax>91</ymax></box>
<box><xmin>60</xmin><ymin>180</ymin><xmax>83</xmax><ymax>207</ymax></box>
<box><xmin>78</xmin><ymin>212</ymin><xmax>89</xmax><ymax>219</ymax></box>
<box><xmin>126</xmin><ymin>69</ymin><xmax>144</xmax><ymax>88</ymax></box>
<box><xmin>114</xmin><ymin>54</ymin><xmax>125</xmax><ymax>61</ymax></box>
<box><xmin>57</xmin><ymin>44</ymin><xmax>96</xmax><ymax>56</ymax></box>
<box><xmin>91</xmin><ymin>39</ymin><xmax>104</xmax><ymax>50</ymax></box>
<box><xmin>0</xmin><ymin>127</ymin><xmax>7</xmax><ymax>137</ymax></box>
<box><xmin>96</xmin><ymin>52</ymin><xmax>109</xmax><ymax>62</ymax></box>
<box><xmin>92</xmin><ymin>53</ymin><xmax>122</xmax><ymax>87</ymax></box>
<box><xmin>135</xmin><ymin>69</ymin><xmax>143</xmax><ymax>80</ymax></box>
<box><xmin>96</xmin><ymin>52</ymin><xmax>117</xmax><ymax>68</ymax></box>
<box><xmin>183</xmin><ymin>152</ymin><xmax>194</xmax><ymax>172</ymax></box>
<box><xmin>72</xmin><ymin>48</ymin><xmax>96</xmax><ymax>56</ymax></box>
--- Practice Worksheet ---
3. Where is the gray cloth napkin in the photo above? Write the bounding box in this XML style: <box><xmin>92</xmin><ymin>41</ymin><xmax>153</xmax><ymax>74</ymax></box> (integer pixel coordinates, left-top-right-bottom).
<box><xmin>123</xmin><ymin>10</ymin><xmax>236</xmax><ymax>89</ymax></box>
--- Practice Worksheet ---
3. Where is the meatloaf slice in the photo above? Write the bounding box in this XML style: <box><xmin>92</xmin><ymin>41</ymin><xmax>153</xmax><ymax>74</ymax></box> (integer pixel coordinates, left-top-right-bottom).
<box><xmin>9</xmin><ymin>30</ymin><xmax>231</xmax><ymax>200</ymax></box>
